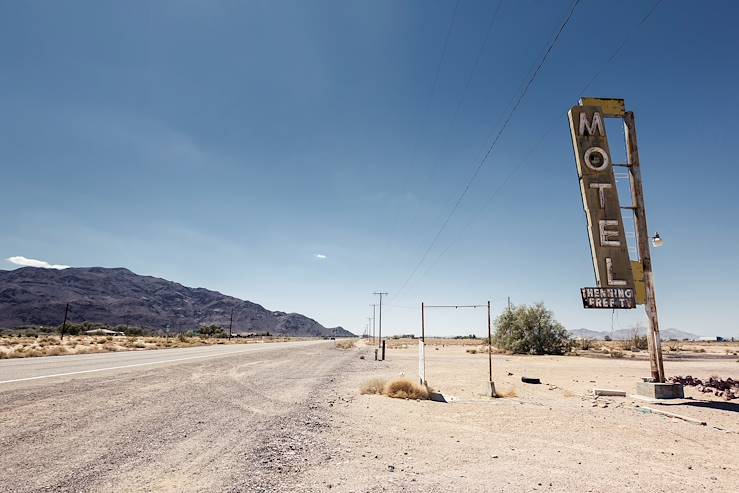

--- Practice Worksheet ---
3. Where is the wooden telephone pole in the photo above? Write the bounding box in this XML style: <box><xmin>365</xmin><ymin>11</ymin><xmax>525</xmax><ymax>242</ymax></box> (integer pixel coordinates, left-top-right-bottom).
<box><xmin>372</xmin><ymin>292</ymin><xmax>387</xmax><ymax>350</ymax></box>
<box><xmin>60</xmin><ymin>303</ymin><xmax>69</xmax><ymax>341</ymax></box>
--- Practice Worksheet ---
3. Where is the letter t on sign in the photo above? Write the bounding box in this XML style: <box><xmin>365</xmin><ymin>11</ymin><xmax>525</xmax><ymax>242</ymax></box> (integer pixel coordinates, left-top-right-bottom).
<box><xmin>589</xmin><ymin>183</ymin><xmax>612</xmax><ymax>208</ymax></box>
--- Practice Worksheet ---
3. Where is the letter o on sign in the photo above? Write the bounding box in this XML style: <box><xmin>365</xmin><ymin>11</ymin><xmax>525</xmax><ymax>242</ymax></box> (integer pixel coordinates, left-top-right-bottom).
<box><xmin>583</xmin><ymin>146</ymin><xmax>610</xmax><ymax>171</ymax></box>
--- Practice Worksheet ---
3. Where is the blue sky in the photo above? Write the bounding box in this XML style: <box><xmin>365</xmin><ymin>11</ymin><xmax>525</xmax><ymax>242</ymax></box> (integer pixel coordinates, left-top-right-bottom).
<box><xmin>1</xmin><ymin>0</ymin><xmax>738</xmax><ymax>337</ymax></box>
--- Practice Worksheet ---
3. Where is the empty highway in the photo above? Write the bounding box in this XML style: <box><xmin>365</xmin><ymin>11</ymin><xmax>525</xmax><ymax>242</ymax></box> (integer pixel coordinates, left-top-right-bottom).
<box><xmin>0</xmin><ymin>340</ymin><xmax>357</xmax><ymax>492</ymax></box>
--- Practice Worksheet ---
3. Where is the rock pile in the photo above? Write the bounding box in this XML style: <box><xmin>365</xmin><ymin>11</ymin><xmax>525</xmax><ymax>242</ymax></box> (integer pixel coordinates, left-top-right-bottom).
<box><xmin>669</xmin><ymin>375</ymin><xmax>738</xmax><ymax>400</ymax></box>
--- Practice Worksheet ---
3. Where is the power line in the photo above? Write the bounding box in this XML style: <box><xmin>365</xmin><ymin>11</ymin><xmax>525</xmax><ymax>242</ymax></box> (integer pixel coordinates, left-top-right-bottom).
<box><xmin>382</xmin><ymin>0</ymin><xmax>462</xmax><ymax>249</ymax></box>
<box><xmin>396</xmin><ymin>0</ymin><xmax>505</xmax><ymax>236</ymax></box>
<box><xmin>391</xmin><ymin>0</ymin><xmax>582</xmax><ymax>301</ymax></box>
<box><xmin>398</xmin><ymin>0</ymin><xmax>665</xmax><ymax>294</ymax></box>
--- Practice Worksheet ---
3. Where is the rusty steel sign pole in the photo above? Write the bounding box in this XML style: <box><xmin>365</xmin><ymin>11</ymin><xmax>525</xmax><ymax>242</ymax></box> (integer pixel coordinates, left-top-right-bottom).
<box><xmin>624</xmin><ymin>111</ymin><xmax>665</xmax><ymax>383</ymax></box>
<box><xmin>569</xmin><ymin>98</ymin><xmax>665</xmax><ymax>384</ymax></box>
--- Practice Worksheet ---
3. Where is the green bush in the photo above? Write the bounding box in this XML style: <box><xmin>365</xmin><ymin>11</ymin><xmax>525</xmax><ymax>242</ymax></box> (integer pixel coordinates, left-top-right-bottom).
<box><xmin>494</xmin><ymin>303</ymin><xmax>571</xmax><ymax>355</ymax></box>
<box><xmin>198</xmin><ymin>324</ymin><xmax>227</xmax><ymax>338</ymax></box>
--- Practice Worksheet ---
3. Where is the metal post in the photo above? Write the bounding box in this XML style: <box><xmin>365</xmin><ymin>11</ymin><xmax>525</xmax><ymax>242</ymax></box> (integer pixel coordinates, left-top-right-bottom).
<box><xmin>60</xmin><ymin>303</ymin><xmax>69</xmax><ymax>341</ymax></box>
<box><xmin>487</xmin><ymin>300</ymin><xmax>492</xmax><ymax>384</ymax></box>
<box><xmin>624</xmin><ymin>111</ymin><xmax>665</xmax><ymax>383</ymax></box>
<box><xmin>381</xmin><ymin>339</ymin><xmax>386</xmax><ymax>361</ymax></box>
<box><xmin>421</xmin><ymin>302</ymin><xmax>425</xmax><ymax>343</ymax></box>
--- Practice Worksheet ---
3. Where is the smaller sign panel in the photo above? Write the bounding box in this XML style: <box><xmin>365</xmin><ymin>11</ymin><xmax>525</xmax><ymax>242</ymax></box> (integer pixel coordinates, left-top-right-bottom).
<box><xmin>631</xmin><ymin>260</ymin><xmax>646</xmax><ymax>305</ymax></box>
<box><xmin>418</xmin><ymin>340</ymin><xmax>426</xmax><ymax>385</ymax></box>
<box><xmin>581</xmin><ymin>287</ymin><xmax>636</xmax><ymax>309</ymax></box>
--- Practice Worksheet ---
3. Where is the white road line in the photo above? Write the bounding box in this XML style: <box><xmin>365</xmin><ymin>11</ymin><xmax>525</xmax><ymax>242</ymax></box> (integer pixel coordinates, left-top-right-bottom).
<box><xmin>0</xmin><ymin>343</ymin><xmax>313</xmax><ymax>385</ymax></box>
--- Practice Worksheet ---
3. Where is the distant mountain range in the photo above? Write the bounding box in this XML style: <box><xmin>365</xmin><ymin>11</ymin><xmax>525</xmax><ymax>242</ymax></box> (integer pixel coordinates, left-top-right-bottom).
<box><xmin>0</xmin><ymin>267</ymin><xmax>353</xmax><ymax>337</ymax></box>
<box><xmin>569</xmin><ymin>327</ymin><xmax>702</xmax><ymax>341</ymax></box>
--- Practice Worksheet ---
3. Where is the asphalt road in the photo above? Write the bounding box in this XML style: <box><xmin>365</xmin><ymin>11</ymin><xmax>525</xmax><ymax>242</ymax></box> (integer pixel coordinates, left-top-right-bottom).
<box><xmin>0</xmin><ymin>340</ymin><xmax>357</xmax><ymax>492</ymax></box>
<box><xmin>0</xmin><ymin>340</ymin><xmax>325</xmax><ymax>386</ymax></box>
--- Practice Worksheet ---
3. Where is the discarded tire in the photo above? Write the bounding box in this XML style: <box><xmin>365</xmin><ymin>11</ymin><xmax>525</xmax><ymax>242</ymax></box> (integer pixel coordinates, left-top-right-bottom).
<box><xmin>521</xmin><ymin>376</ymin><xmax>541</xmax><ymax>384</ymax></box>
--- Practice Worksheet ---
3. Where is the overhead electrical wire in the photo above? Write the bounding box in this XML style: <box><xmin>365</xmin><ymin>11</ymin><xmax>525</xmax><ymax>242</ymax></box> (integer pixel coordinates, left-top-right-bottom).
<box><xmin>390</xmin><ymin>0</ymin><xmax>582</xmax><ymax>302</ymax></box>
<box><xmin>396</xmin><ymin>0</ymin><xmax>506</xmax><ymax>235</ymax></box>
<box><xmin>401</xmin><ymin>0</ymin><xmax>665</xmax><ymax>298</ymax></box>
<box><xmin>381</xmin><ymin>0</ymin><xmax>462</xmax><ymax>252</ymax></box>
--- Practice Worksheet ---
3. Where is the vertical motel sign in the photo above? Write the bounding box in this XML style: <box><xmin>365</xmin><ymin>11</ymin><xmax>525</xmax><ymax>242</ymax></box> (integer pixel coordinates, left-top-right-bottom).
<box><xmin>568</xmin><ymin>102</ymin><xmax>635</xmax><ymax>309</ymax></box>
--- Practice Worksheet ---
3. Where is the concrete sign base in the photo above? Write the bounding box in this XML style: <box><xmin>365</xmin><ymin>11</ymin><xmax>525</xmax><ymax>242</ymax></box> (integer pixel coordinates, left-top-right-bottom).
<box><xmin>636</xmin><ymin>381</ymin><xmax>684</xmax><ymax>399</ymax></box>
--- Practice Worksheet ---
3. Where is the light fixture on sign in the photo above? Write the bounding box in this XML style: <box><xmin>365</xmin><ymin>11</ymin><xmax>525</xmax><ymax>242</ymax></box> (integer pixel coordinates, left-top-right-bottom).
<box><xmin>650</xmin><ymin>232</ymin><xmax>664</xmax><ymax>248</ymax></box>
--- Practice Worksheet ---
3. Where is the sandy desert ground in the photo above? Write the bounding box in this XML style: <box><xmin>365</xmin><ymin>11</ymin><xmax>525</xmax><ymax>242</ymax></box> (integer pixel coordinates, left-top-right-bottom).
<box><xmin>1</xmin><ymin>339</ymin><xmax>736</xmax><ymax>492</ymax></box>
<box><xmin>301</xmin><ymin>340</ymin><xmax>739</xmax><ymax>492</ymax></box>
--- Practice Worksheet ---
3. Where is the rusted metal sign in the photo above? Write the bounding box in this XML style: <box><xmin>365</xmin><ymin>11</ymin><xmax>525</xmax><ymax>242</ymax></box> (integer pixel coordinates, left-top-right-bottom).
<box><xmin>569</xmin><ymin>104</ymin><xmax>635</xmax><ymax>300</ymax></box>
<box><xmin>581</xmin><ymin>287</ymin><xmax>636</xmax><ymax>309</ymax></box>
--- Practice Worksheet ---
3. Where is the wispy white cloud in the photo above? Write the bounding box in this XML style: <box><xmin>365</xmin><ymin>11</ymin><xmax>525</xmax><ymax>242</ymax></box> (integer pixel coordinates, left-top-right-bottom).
<box><xmin>314</xmin><ymin>253</ymin><xmax>327</xmax><ymax>259</ymax></box>
<box><xmin>6</xmin><ymin>256</ymin><xmax>69</xmax><ymax>270</ymax></box>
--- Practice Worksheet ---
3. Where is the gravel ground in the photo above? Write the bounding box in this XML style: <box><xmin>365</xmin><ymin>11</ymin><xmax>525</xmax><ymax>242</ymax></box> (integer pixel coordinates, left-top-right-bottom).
<box><xmin>300</xmin><ymin>342</ymin><xmax>739</xmax><ymax>492</ymax></box>
<box><xmin>0</xmin><ymin>342</ymin><xmax>357</xmax><ymax>492</ymax></box>
<box><xmin>3</xmin><ymin>341</ymin><xmax>736</xmax><ymax>492</ymax></box>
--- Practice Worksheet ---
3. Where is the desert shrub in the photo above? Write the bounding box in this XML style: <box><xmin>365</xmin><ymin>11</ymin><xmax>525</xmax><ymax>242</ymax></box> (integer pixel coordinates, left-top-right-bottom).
<box><xmin>495</xmin><ymin>387</ymin><xmax>518</xmax><ymax>398</ymax></box>
<box><xmin>360</xmin><ymin>378</ymin><xmax>387</xmax><ymax>395</ymax></box>
<box><xmin>383</xmin><ymin>378</ymin><xmax>429</xmax><ymax>400</ymax></box>
<box><xmin>610</xmin><ymin>350</ymin><xmax>625</xmax><ymax>359</ymax></box>
<box><xmin>466</xmin><ymin>348</ymin><xmax>478</xmax><ymax>354</ymax></box>
<box><xmin>125</xmin><ymin>327</ymin><xmax>145</xmax><ymax>336</ymax></box>
<box><xmin>45</xmin><ymin>346</ymin><xmax>69</xmax><ymax>356</ymax></box>
<box><xmin>198</xmin><ymin>325</ymin><xmax>227</xmax><ymax>338</ymax></box>
<box><xmin>667</xmin><ymin>341</ymin><xmax>682</xmax><ymax>352</ymax></box>
<box><xmin>633</xmin><ymin>336</ymin><xmax>649</xmax><ymax>350</ymax></box>
<box><xmin>575</xmin><ymin>338</ymin><xmax>594</xmax><ymax>350</ymax></box>
<box><xmin>335</xmin><ymin>340</ymin><xmax>355</xmax><ymax>350</ymax></box>
<box><xmin>494</xmin><ymin>303</ymin><xmax>571</xmax><ymax>355</ymax></box>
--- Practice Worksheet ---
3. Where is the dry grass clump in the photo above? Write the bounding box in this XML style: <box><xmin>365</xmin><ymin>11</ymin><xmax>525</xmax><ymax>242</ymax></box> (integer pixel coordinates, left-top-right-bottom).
<box><xmin>360</xmin><ymin>377</ymin><xmax>387</xmax><ymax>395</ymax></box>
<box><xmin>359</xmin><ymin>377</ymin><xmax>430</xmax><ymax>400</ymax></box>
<box><xmin>494</xmin><ymin>387</ymin><xmax>518</xmax><ymax>398</ymax></box>
<box><xmin>335</xmin><ymin>339</ymin><xmax>356</xmax><ymax>350</ymax></box>
<box><xmin>382</xmin><ymin>378</ymin><xmax>429</xmax><ymax>400</ymax></box>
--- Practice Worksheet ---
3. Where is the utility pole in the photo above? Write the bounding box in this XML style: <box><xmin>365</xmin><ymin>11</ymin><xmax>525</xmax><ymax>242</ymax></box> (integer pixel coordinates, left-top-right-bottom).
<box><xmin>507</xmin><ymin>297</ymin><xmax>511</xmax><ymax>311</ymax></box>
<box><xmin>229</xmin><ymin>307</ymin><xmax>234</xmax><ymax>340</ymax></box>
<box><xmin>60</xmin><ymin>303</ymin><xmax>69</xmax><ymax>341</ymax></box>
<box><xmin>369</xmin><ymin>304</ymin><xmax>377</xmax><ymax>345</ymax></box>
<box><xmin>625</xmin><ymin>111</ymin><xmax>665</xmax><ymax>383</ymax></box>
<box><xmin>367</xmin><ymin>317</ymin><xmax>372</xmax><ymax>341</ymax></box>
<box><xmin>372</xmin><ymin>292</ymin><xmax>387</xmax><ymax>349</ymax></box>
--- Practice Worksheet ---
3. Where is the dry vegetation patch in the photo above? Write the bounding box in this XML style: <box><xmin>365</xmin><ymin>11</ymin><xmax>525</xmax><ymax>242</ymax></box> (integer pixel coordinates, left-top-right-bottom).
<box><xmin>0</xmin><ymin>334</ymin><xmax>294</xmax><ymax>359</ymax></box>
<box><xmin>359</xmin><ymin>377</ymin><xmax>430</xmax><ymax>400</ymax></box>
<box><xmin>335</xmin><ymin>339</ymin><xmax>356</xmax><ymax>350</ymax></box>
<box><xmin>359</xmin><ymin>377</ymin><xmax>387</xmax><ymax>395</ymax></box>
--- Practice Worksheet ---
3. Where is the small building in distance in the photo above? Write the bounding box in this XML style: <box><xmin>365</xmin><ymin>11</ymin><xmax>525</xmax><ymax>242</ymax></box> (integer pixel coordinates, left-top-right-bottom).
<box><xmin>84</xmin><ymin>328</ymin><xmax>125</xmax><ymax>336</ymax></box>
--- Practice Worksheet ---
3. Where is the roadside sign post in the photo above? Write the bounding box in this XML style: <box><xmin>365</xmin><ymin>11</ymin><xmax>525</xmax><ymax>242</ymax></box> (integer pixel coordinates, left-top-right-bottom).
<box><xmin>569</xmin><ymin>98</ymin><xmax>672</xmax><ymax>389</ymax></box>
<box><xmin>624</xmin><ymin>111</ymin><xmax>665</xmax><ymax>382</ymax></box>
